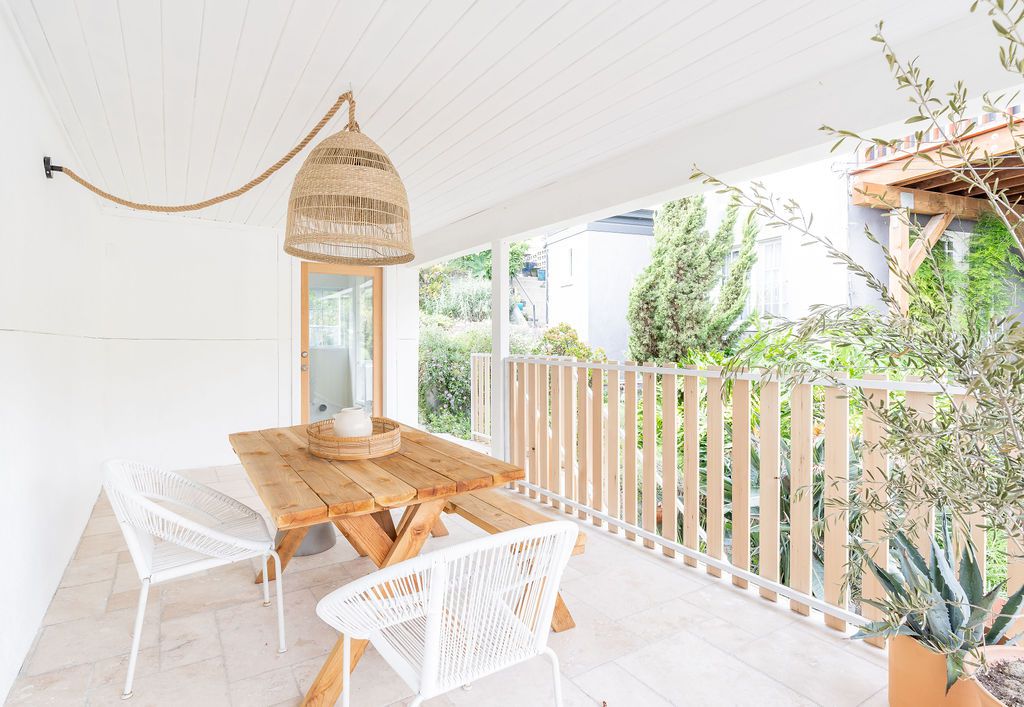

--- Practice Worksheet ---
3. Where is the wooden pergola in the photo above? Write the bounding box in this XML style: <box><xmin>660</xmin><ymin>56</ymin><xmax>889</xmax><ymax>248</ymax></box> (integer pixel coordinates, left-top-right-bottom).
<box><xmin>850</xmin><ymin>119</ymin><xmax>1023</xmax><ymax>313</ymax></box>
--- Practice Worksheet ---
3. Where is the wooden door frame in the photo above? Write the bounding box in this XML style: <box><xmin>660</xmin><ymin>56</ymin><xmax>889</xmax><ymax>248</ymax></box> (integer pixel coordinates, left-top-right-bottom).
<box><xmin>300</xmin><ymin>262</ymin><xmax>384</xmax><ymax>422</ymax></box>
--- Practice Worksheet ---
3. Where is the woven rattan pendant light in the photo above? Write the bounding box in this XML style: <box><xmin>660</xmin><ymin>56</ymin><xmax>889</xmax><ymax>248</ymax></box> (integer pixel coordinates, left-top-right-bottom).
<box><xmin>283</xmin><ymin>106</ymin><xmax>414</xmax><ymax>265</ymax></box>
<box><xmin>44</xmin><ymin>91</ymin><xmax>413</xmax><ymax>265</ymax></box>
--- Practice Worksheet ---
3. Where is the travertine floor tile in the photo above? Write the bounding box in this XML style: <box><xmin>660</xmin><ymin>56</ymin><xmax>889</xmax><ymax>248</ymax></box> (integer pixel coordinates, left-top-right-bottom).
<box><xmin>572</xmin><ymin>661</ymin><xmax>674</xmax><ymax>707</ymax></box>
<box><xmin>217</xmin><ymin>588</ymin><xmax>335</xmax><ymax>683</ymax></box>
<box><xmin>59</xmin><ymin>553</ymin><xmax>118</xmax><ymax>588</ymax></box>
<box><xmin>227</xmin><ymin>665</ymin><xmax>301</xmax><ymax>707</ymax></box>
<box><xmin>733</xmin><ymin>622</ymin><xmax>886</xmax><ymax>707</ymax></box>
<box><xmin>26</xmin><ymin>605</ymin><xmax>160</xmax><ymax>676</ymax></box>
<box><xmin>616</xmin><ymin>630</ymin><xmax>817</xmax><ymax>706</ymax></box>
<box><xmin>14</xmin><ymin>465</ymin><xmax>889</xmax><ymax>706</ymax></box>
<box><xmin>42</xmin><ymin>579</ymin><xmax>111</xmax><ymax>625</ymax></box>
<box><xmin>6</xmin><ymin>663</ymin><xmax>92</xmax><ymax>706</ymax></box>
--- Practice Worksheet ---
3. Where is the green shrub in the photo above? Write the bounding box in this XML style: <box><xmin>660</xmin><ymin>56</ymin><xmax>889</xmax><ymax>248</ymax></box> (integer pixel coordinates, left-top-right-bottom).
<box><xmin>418</xmin><ymin>323</ymin><xmax>537</xmax><ymax>438</ymax></box>
<box><xmin>420</xmin><ymin>276</ymin><xmax>491</xmax><ymax>321</ymax></box>
<box><xmin>532</xmin><ymin>322</ymin><xmax>606</xmax><ymax>360</ymax></box>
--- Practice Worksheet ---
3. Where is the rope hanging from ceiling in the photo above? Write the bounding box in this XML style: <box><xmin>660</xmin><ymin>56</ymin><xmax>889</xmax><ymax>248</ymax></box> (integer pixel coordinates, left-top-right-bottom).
<box><xmin>46</xmin><ymin>92</ymin><xmax>358</xmax><ymax>213</ymax></box>
<box><xmin>44</xmin><ymin>91</ymin><xmax>415</xmax><ymax>265</ymax></box>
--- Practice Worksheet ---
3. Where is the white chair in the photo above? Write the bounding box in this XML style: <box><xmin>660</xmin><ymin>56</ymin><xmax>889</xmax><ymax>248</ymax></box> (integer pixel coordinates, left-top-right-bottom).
<box><xmin>316</xmin><ymin>520</ymin><xmax>578</xmax><ymax>707</ymax></box>
<box><xmin>103</xmin><ymin>459</ymin><xmax>286</xmax><ymax>699</ymax></box>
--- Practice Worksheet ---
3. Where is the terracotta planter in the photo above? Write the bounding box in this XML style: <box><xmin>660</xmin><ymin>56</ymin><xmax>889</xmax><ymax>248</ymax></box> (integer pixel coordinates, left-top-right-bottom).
<box><xmin>968</xmin><ymin>645</ymin><xmax>1024</xmax><ymax>707</ymax></box>
<box><xmin>889</xmin><ymin>637</ymin><xmax>1024</xmax><ymax>707</ymax></box>
<box><xmin>888</xmin><ymin>636</ymin><xmax>981</xmax><ymax>707</ymax></box>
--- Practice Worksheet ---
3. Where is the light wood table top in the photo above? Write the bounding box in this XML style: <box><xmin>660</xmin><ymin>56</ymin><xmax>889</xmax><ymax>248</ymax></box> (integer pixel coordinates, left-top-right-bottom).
<box><xmin>229</xmin><ymin>422</ymin><xmax>526</xmax><ymax>707</ymax></box>
<box><xmin>228</xmin><ymin>423</ymin><xmax>523</xmax><ymax>530</ymax></box>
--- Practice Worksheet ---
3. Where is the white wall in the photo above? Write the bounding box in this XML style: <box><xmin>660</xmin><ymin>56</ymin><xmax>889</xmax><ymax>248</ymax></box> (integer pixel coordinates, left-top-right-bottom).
<box><xmin>546</xmin><ymin>228</ymin><xmax>591</xmax><ymax>341</ymax></box>
<box><xmin>706</xmin><ymin>155</ymin><xmax>852</xmax><ymax>319</ymax></box>
<box><xmin>98</xmin><ymin>212</ymin><xmax>288</xmax><ymax>469</ymax></box>
<box><xmin>586</xmin><ymin>230</ymin><xmax>655</xmax><ymax>360</ymax></box>
<box><xmin>0</xmin><ymin>10</ymin><xmax>105</xmax><ymax>698</ymax></box>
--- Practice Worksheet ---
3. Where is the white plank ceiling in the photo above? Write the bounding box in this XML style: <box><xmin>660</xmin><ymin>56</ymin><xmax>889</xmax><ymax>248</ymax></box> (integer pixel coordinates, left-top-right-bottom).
<box><xmin>5</xmin><ymin>0</ymin><xmax>984</xmax><ymax>252</ymax></box>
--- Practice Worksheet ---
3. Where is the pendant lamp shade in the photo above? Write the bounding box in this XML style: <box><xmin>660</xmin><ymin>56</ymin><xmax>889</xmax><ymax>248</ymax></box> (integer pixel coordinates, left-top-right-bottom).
<box><xmin>283</xmin><ymin>127</ymin><xmax>414</xmax><ymax>265</ymax></box>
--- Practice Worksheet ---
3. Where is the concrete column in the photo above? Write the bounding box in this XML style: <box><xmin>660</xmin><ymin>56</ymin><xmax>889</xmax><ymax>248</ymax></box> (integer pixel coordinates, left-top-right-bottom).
<box><xmin>490</xmin><ymin>238</ymin><xmax>510</xmax><ymax>460</ymax></box>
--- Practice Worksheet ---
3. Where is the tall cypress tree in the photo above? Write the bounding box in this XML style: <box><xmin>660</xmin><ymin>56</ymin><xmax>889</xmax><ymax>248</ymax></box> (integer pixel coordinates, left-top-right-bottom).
<box><xmin>627</xmin><ymin>196</ymin><xmax>757</xmax><ymax>363</ymax></box>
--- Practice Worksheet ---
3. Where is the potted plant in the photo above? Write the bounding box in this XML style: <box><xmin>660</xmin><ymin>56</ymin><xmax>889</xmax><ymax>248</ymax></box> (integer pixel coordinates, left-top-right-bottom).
<box><xmin>690</xmin><ymin>1</ymin><xmax>1024</xmax><ymax>702</ymax></box>
<box><xmin>855</xmin><ymin>519</ymin><xmax>1024</xmax><ymax>705</ymax></box>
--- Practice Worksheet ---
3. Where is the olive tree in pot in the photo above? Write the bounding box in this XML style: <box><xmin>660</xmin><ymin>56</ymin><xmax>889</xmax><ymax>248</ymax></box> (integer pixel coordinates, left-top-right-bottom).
<box><xmin>693</xmin><ymin>1</ymin><xmax>1024</xmax><ymax>703</ymax></box>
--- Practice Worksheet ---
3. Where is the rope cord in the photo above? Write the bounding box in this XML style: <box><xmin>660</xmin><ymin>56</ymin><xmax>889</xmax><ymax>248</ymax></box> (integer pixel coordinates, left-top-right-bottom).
<box><xmin>55</xmin><ymin>92</ymin><xmax>358</xmax><ymax>213</ymax></box>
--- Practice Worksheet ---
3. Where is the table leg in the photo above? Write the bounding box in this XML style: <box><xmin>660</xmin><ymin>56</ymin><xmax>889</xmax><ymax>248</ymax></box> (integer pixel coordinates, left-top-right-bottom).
<box><xmin>303</xmin><ymin>499</ymin><xmax>447</xmax><ymax>707</ymax></box>
<box><xmin>551</xmin><ymin>593</ymin><xmax>576</xmax><ymax>632</ymax></box>
<box><xmin>430</xmin><ymin>517</ymin><xmax>449</xmax><ymax>537</ymax></box>
<box><xmin>255</xmin><ymin>526</ymin><xmax>310</xmax><ymax>584</ymax></box>
<box><xmin>301</xmin><ymin>634</ymin><xmax>368</xmax><ymax>707</ymax></box>
<box><xmin>371</xmin><ymin>510</ymin><xmax>397</xmax><ymax>539</ymax></box>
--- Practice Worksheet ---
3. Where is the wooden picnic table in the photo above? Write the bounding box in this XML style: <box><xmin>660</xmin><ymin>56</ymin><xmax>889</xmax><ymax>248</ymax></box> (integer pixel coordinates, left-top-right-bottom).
<box><xmin>228</xmin><ymin>422</ymin><xmax>524</xmax><ymax>707</ymax></box>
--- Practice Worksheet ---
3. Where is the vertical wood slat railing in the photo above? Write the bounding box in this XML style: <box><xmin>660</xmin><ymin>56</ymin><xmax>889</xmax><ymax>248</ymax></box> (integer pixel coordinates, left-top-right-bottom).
<box><xmin>469</xmin><ymin>353</ymin><xmax>492</xmax><ymax>443</ymax></box>
<box><xmin>504</xmin><ymin>356</ymin><xmax>1024</xmax><ymax>639</ymax></box>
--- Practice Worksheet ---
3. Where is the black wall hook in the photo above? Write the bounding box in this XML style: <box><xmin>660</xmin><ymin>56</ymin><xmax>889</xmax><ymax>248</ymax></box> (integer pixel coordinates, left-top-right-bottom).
<box><xmin>43</xmin><ymin>156</ymin><xmax>63</xmax><ymax>179</ymax></box>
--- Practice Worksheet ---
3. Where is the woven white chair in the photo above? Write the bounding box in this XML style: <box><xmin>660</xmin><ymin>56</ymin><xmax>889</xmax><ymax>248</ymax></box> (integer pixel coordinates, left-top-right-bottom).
<box><xmin>316</xmin><ymin>520</ymin><xmax>578</xmax><ymax>707</ymax></box>
<box><xmin>103</xmin><ymin>459</ymin><xmax>285</xmax><ymax>699</ymax></box>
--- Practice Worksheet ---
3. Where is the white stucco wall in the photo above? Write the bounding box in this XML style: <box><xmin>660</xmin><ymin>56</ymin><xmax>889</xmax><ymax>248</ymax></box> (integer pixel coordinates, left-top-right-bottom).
<box><xmin>547</xmin><ymin>225</ymin><xmax>654</xmax><ymax>360</ymax></box>
<box><xmin>705</xmin><ymin>154</ymin><xmax>853</xmax><ymax>318</ymax></box>
<box><xmin>0</xmin><ymin>13</ymin><xmax>420</xmax><ymax>695</ymax></box>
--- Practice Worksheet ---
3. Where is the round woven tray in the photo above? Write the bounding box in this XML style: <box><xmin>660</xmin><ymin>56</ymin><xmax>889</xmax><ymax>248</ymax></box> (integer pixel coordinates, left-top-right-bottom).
<box><xmin>307</xmin><ymin>417</ymin><xmax>401</xmax><ymax>461</ymax></box>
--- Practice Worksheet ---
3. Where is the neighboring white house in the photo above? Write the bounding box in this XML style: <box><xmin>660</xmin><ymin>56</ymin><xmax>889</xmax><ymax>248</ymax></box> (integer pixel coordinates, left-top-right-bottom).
<box><xmin>545</xmin><ymin>210</ymin><xmax>655</xmax><ymax>359</ymax></box>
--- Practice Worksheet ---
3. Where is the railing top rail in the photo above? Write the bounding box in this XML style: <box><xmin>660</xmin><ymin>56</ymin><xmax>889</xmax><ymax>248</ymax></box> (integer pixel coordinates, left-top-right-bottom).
<box><xmin>504</xmin><ymin>355</ymin><xmax>966</xmax><ymax>396</ymax></box>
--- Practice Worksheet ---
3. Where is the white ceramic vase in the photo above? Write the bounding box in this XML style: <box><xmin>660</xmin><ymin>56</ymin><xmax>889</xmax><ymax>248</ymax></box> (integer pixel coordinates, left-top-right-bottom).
<box><xmin>333</xmin><ymin>406</ymin><xmax>373</xmax><ymax>438</ymax></box>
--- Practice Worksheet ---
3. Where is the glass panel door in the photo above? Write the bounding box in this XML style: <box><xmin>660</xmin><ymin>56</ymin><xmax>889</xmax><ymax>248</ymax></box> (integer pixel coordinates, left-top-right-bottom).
<box><xmin>302</xmin><ymin>264</ymin><xmax>381</xmax><ymax>423</ymax></box>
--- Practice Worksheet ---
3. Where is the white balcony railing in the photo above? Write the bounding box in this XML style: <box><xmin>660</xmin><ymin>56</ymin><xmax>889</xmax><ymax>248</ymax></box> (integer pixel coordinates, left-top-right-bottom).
<box><xmin>499</xmin><ymin>356</ymin><xmax>1024</xmax><ymax>644</ymax></box>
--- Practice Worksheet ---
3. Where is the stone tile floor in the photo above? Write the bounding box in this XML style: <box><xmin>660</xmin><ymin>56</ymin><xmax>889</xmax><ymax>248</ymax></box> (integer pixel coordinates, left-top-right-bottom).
<box><xmin>7</xmin><ymin>464</ymin><xmax>889</xmax><ymax>706</ymax></box>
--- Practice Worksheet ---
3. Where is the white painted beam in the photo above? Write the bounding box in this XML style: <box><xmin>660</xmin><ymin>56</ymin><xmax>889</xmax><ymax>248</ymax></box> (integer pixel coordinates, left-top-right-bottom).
<box><xmin>490</xmin><ymin>238</ymin><xmax>510</xmax><ymax>460</ymax></box>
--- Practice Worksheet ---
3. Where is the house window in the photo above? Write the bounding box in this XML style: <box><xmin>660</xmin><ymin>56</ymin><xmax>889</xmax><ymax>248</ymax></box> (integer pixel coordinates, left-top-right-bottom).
<box><xmin>753</xmin><ymin>238</ymin><xmax>784</xmax><ymax>316</ymax></box>
<box><xmin>310</xmin><ymin>287</ymin><xmax>351</xmax><ymax>347</ymax></box>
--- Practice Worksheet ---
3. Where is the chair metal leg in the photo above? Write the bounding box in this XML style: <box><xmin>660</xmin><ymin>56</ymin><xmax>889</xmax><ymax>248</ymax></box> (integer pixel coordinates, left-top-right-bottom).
<box><xmin>122</xmin><ymin>578</ymin><xmax>151</xmax><ymax>699</ymax></box>
<box><xmin>261</xmin><ymin>555</ymin><xmax>271</xmax><ymax>607</ymax></box>
<box><xmin>271</xmin><ymin>551</ymin><xmax>286</xmax><ymax>653</ymax></box>
<box><xmin>341</xmin><ymin>633</ymin><xmax>351</xmax><ymax>707</ymax></box>
<box><xmin>542</xmin><ymin>647</ymin><xmax>563</xmax><ymax>707</ymax></box>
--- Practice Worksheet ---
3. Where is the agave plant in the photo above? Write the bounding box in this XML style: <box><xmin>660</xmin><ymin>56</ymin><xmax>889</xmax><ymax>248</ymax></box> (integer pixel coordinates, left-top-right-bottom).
<box><xmin>855</xmin><ymin>516</ymin><xmax>1024</xmax><ymax>690</ymax></box>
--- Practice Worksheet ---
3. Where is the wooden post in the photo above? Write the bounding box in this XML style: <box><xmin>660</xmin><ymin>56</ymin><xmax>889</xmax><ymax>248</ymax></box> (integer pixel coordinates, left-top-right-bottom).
<box><xmin>682</xmin><ymin>374</ymin><xmax>700</xmax><ymax>568</ymax></box>
<box><xmin>861</xmin><ymin>374</ymin><xmax>890</xmax><ymax>648</ymax></box>
<box><xmin>606</xmin><ymin>363</ymin><xmax>621</xmax><ymax>534</ymax></box>
<box><xmin>905</xmin><ymin>377</ymin><xmax>936</xmax><ymax>557</ymax></box>
<box><xmin>550</xmin><ymin>360</ymin><xmax>562</xmax><ymax>512</ymax></box>
<box><xmin>705</xmin><ymin>370</ymin><xmax>724</xmax><ymax>576</ymax></box>
<box><xmin>526</xmin><ymin>362</ymin><xmax>537</xmax><ymax>499</ymax></box>
<box><xmin>537</xmin><ymin>361</ymin><xmax>550</xmax><ymax>504</ymax></box>
<box><xmin>576</xmin><ymin>365</ymin><xmax>589</xmax><ymax>519</ymax></box>
<box><xmin>591</xmin><ymin>367</ymin><xmax>604</xmax><ymax>527</ymax></box>
<box><xmin>641</xmin><ymin>366</ymin><xmax>657</xmax><ymax>549</ymax></box>
<box><xmin>823</xmin><ymin>383</ymin><xmax>850</xmax><ymax>631</ymax></box>
<box><xmin>624</xmin><ymin>362</ymin><xmax>638</xmax><ymax>540</ymax></box>
<box><xmin>731</xmin><ymin>377</ymin><xmax>751</xmax><ymax>586</ymax></box>
<box><xmin>889</xmin><ymin>209</ymin><xmax>911</xmax><ymax>315</ymax></box>
<box><xmin>661</xmin><ymin>364</ymin><xmax>678</xmax><ymax>556</ymax></box>
<box><xmin>758</xmin><ymin>380</ymin><xmax>781</xmax><ymax>600</ymax></box>
<box><xmin>562</xmin><ymin>362</ymin><xmax>576</xmax><ymax>516</ymax></box>
<box><xmin>789</xmin><ymin>382</ymin><xmax>813</xmax><ymax>616</ymax></box>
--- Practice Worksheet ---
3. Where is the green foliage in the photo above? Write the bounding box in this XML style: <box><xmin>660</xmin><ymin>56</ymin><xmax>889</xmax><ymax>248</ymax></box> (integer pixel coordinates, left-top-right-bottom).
<box><xmin>912</xmin><ymin>212</ymin><xmax>1024</xmax><ymax>333</ymax></box>
<box><xmin>627</xmin><ymin>196</ymin><xmax>757</xmax><ymax>363</ymax></box>
<box><xmin>418</xmin><ymin>320</ymin><xmax>535</xmax><ymax>438</ymax></box>
<box><xmin>532</xmin><ymin>322</ymin><xmax>606</xmax><ymax>361</ymax></box>
<box><xmin>445</xmin><ymin>241</ymin><xmax>530</xmax><ymax>280</ymax></box>
<box><xmin>855</xmin><ymin>522</ymin><xmax>1024</xmax><ymax>690</ymax></box>
<box><xmin>419</xmin><ymin>276</ymin><xmax>491</xmax><ymax>321</ymax></box>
